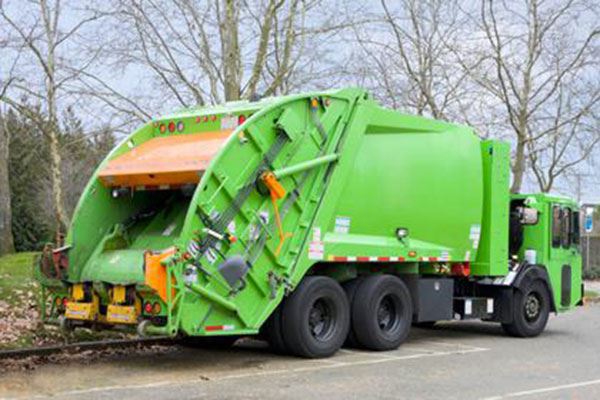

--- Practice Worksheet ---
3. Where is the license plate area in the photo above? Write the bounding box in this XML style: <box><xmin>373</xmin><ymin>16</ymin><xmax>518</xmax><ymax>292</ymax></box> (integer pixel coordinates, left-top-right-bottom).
<box><xmin>106</xmin><ymin>305</ymin><xmax>138</xmax><ymax>324</ymax></box>
<box><xmin>65</xmin><ymin>302</ymin><xmax>94</xmax><ymax>320</ymax></box>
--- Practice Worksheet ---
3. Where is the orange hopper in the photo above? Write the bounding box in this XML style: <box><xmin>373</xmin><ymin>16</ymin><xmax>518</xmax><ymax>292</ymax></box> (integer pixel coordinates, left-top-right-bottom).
<box><xmin>98</xmin><ymin>130</ymin><xmax>232</xmax><ymax>188</ymax></box>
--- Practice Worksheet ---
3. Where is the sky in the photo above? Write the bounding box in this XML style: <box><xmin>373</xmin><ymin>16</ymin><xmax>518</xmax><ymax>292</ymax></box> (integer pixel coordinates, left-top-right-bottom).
<box><xmin>1</xmin><ymin>0</ymin><xmax>599</xmax><ymax>204</ymax></box>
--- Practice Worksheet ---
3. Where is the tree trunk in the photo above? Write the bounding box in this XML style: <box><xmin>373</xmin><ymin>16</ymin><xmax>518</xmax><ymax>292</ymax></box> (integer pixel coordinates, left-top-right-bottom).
<box><xmin>221</xmin><ymin>0</ymin><xmax>241</xmax><ymax>101</ymax></box>
<box><xmin>0</xmin><ymin>115</ymin><xmax>15</xmax><ymax>255</ymax></box>
<box><xmin>48</xmin><ymin>125</ymin><xmax>68</xmax><ymax>232</ymax></box>
<box><xmin>510</xmin><ymin>136</ymin><xmax>526</xmax><ymax>193</ymax></box>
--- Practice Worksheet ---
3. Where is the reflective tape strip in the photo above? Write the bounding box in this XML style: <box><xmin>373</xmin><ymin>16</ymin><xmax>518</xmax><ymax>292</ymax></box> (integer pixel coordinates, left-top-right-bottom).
<box><xmin>205</xmin><ymin>324</ymin><xmax>235</xmax><ymax>332</ymax></box>
<box><xmin>328</xmin><ymin>256</ymin><xmax>407</xmax><ymax>262</ymax></box>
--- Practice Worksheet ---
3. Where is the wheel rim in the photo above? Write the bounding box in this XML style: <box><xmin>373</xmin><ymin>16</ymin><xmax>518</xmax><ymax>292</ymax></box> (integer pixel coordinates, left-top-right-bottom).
<box><xmin>377</xmin><ymin>294</ymin><xmax>401</xmax><ymax>333</ymax></box>
<box><xmin>308</xmin><ymin>298</ymin><xmax>335</xmax><ymax>341</ymax></box>
<box><xmin>524</xmin><ymin>292</ymin><xmax>542</xmax><ymax>322</ymax></box>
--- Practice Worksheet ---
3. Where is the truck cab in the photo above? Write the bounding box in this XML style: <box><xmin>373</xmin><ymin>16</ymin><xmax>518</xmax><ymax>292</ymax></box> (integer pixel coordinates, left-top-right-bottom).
<box><xmin>509</xmin><ymin>194</ymin><xmax>583</xmax><ymax>311</ymax></box>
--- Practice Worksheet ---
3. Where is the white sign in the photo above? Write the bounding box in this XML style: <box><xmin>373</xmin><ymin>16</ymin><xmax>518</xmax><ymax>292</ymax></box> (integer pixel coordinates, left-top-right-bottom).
<box><xmin>334</xmin><ymin>216</ymin><xmax>351</xmax><ymax>234</ymax></box>
<box><xmin>221</xmin><ymin>115</ymin><xmax>238</xmax><ymax>130</ymax></box>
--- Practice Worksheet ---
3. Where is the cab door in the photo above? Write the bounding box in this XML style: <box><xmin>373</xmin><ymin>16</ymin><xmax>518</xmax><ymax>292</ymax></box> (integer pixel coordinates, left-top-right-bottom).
<box><xmin>549</xmin><ymin>205</ymin><xmax>582</xmax><ymax>309</ymax></box>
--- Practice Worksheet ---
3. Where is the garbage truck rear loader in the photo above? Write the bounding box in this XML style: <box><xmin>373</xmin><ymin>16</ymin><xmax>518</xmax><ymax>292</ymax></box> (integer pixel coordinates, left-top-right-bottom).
<box><xmin>37</xmin><ymin>88</ymin><xmax>583</xmax><ymax>358</ymax></box>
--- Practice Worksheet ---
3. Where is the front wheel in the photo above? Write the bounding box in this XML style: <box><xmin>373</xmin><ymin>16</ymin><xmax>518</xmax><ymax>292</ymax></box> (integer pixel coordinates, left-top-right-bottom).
<box><xmin>502</xmin><ymin>280</ymin><xmax>551</xmax><ymax>337</ymax></box>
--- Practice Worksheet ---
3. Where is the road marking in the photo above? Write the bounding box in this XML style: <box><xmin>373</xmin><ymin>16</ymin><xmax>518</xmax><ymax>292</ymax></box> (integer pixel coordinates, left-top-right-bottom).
<box><xmin>15</xmin><ymin>345</ymin><xmax>488</xmax><ymax>400</ymax></box>
<box><xmin>482</xmin><ymin>378</ymin><xmax>600</xmax><ymax>399</ymax></box>
<box><xmin>422</xmin><ymin>340</ymin><xmax>489</xmax><ymax>351</ymax></box>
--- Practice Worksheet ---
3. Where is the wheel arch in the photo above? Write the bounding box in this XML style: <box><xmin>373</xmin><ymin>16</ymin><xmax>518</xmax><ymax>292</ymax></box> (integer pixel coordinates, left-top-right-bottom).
<box><xmin>512</xmin><ymin>264</ymin><xmax>557</xmax><ymax>313</ymax></box>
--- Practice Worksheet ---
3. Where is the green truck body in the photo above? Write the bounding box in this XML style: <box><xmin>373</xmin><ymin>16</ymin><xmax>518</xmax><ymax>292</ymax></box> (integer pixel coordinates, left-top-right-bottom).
<box><xmin>37</xmin><ymin>88</ymin><xmax>583</xmax><ymax>358</ymax></box>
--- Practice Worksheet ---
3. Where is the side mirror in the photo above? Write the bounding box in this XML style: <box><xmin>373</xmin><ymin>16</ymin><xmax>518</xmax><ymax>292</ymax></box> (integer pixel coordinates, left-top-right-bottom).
<box><xmin>521</xmin><ymin>208</ymin><xmax>539</xmax><ymax>225</ymax></box>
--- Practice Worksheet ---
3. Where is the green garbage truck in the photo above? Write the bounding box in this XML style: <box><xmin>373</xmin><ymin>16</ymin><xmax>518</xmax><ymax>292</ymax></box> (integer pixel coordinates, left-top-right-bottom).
<box><xmin>37</xmin><ymin>88</ymin><xmax>583</xmax><ymax>358</ymax></box>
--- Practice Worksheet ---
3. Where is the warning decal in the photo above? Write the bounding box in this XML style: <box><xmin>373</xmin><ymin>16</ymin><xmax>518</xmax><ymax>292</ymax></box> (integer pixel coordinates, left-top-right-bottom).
<box><xmin>469</xmin><ymin>224</ymin><xmax>481</xmax><ymax>249</ymax></box>
<box><xmin>334</xmin><ymin>216</ymin><xmax>351</xmax><ymax>234</ymax></box>
<box><xmin>308</xmin><ymin>226</ymin><xmax>324</xmax><ymax>260</ymax></box>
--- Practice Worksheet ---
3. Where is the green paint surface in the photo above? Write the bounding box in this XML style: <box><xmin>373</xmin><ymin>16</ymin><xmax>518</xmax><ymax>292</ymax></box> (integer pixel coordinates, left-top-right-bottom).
<box><xmin>36</xmin><ymin>88</ymin><xmax>582</xmax><ymax>335</ymax></box>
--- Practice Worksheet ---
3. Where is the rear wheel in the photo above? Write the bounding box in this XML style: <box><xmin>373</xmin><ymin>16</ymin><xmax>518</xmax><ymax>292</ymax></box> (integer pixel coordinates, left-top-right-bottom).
<box><xmin>502</xmin><ymin>280</ymin><xmax>550</xmax><ymax>337</ymax></box>
<box><xmin>352</xmin><ymin>275</ymin><xmax>413</xmax><ymax>351</ymax></box>
<box><xmin>281</xmin><ymin>276</ymin><xmax>349</xmax><ymax>358</ymax></box>
<box><xmin>342</xmin><ymin>278</ymin><xmax>363</xmax><ymax>348</ymax></box>
<box><xmin>261</xmin><ymin>303</ymin><xmax>288</xmax><ymax>354</ymax></box>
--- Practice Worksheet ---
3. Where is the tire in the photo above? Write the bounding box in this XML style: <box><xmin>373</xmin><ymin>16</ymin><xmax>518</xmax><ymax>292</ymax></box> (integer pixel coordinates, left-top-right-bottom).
<box><xmin>342</xmin><ymin>278</ymin><xmax>363</xmax><ymax>348</ymax></box>
<box><xmin>261</xmin><ymin>303</ymin><xmax>288</xmax><ymax>354</ymax></box>
<box><xmin>352</xmin><ymin>274</ymin><xmax>413</xmax><ymax>351</ymax></box>
<box><xmin>178</xmin><ymin>335</ymin><xmax>239</xmax><ymax>349</ymax></box>
<box><xmin>502</xmin><ymin>280</ymin><xmax>551</xmax><ymax>338</ymax></box>
<box><xmin>281</xmin><ymin>276</ymin><xmax>349</xmax><ymax>358</ymax></box>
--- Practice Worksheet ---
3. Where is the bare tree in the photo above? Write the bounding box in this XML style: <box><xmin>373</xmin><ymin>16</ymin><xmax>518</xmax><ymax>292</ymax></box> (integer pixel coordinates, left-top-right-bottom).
<box><xmin>0</xmin><ymin>0</ymin><xmax>105</xmax><ymax>230</ymax></box>
<box><xmin>527</xmin><ymin>83</ymin><xmax>600</xmax><ymax>192</ymax></box>
<box><xmin>0</xmin><ymin>106</ymin><xmax>15</xmax><ymax>255</ymax></box>
<box><xmin>0</xmin><ymin>34</ymin><xmax>15</xmax><ymax>254</ymax></box>
<box><xmin>460</xmin><ymin>0</ymin><xmax>599</xmax><ymax>193</ymax></box>
<box><xmin>351</xmin><ymin>0</ymin><xmax>477</xmax><ymax>122</ymax></box>
<box><xmin>93</xmin><ymin>0</ymin><xmax>353</xmax><ymax>111</ymax></box>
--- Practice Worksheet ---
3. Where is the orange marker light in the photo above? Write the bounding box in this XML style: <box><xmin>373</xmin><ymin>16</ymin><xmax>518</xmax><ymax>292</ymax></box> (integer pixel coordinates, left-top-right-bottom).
<box><xmin>311</xmin><ymin>98</ymin><xmax>319</xmax><ymax>108</ymax></box>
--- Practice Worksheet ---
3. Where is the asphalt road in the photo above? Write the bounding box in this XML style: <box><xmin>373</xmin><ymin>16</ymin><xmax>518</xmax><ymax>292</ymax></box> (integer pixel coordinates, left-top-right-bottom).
<box><xmin>2</xmin><ymin>304</ymin><xmax>600</xmax><ymax>400</ymax></box>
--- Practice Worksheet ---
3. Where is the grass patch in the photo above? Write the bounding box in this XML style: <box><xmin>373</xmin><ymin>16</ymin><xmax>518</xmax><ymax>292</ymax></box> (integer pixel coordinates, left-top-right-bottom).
<box><xmin>0</xmin><ymin>252</ymin><xmax>38</xmax><ymax>304</ymax></box>
<box><xmin>0</xmin><ymin>252</ymin><xmax>130</xmax><ymax>350</ymax></box>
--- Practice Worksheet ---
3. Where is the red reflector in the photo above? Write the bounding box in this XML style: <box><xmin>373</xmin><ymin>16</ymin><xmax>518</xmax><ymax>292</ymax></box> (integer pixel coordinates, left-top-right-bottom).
<box><xmin>62</xmin><ymin>297</ymin><xmax>68</xmax><ymax>306</ymax></box>
<box><xmin>144</xmin><ymin>302</ymin><xmax>153</xmax><ymax>313</ymax></box>
<box><xmin>168</xmin><ymin>121</ymin><xmax>175</xmax><ymax>132</ymax></box>
<box><xmin>205</xmin><ymin>325</ymin><xmax>221</xmax><ymax>331</ymax></box>
<box><xmin>159</xmin><ymin>124</ymin><xmax>166</xmax><ymax>133</ymax></box>
<box><xmin>238</xmin><ymin>115</ymin><xmax>246</xmax><ymax>125</ymax></box>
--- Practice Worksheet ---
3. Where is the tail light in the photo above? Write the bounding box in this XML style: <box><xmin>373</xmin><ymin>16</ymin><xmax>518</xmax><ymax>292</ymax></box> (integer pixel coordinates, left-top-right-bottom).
<box><xmin>152</xmin><ymin>302</ymin><xmax>162</xmax><ymax>314</ymax></box>
<box><xmin>176</xmin><ymin>121</ymin><xmax>184</xmax><ymax>132</ymax></box>
<box><xmin>62</xmin><ymin>297</ymin><xmax>68</xmax><ymax>306</ymax></box>
<box><xmin>159</xmin><ymin>123</ymin><xmax>166</xmax><ymax>134</ymax></box>
<box><xmin>168</xmin><ymin>121</ymin><xmax>176</xmax><ymax>132</ymax></box>
<box><xmin>238</xmin><ymin>115</ymin><xmax>246</xmax><ymax>125</ymax></box>
<box><xmin>144</xmin><ymin>302</ymin><xmax>153</xmax><ymax>314</ymax></box>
